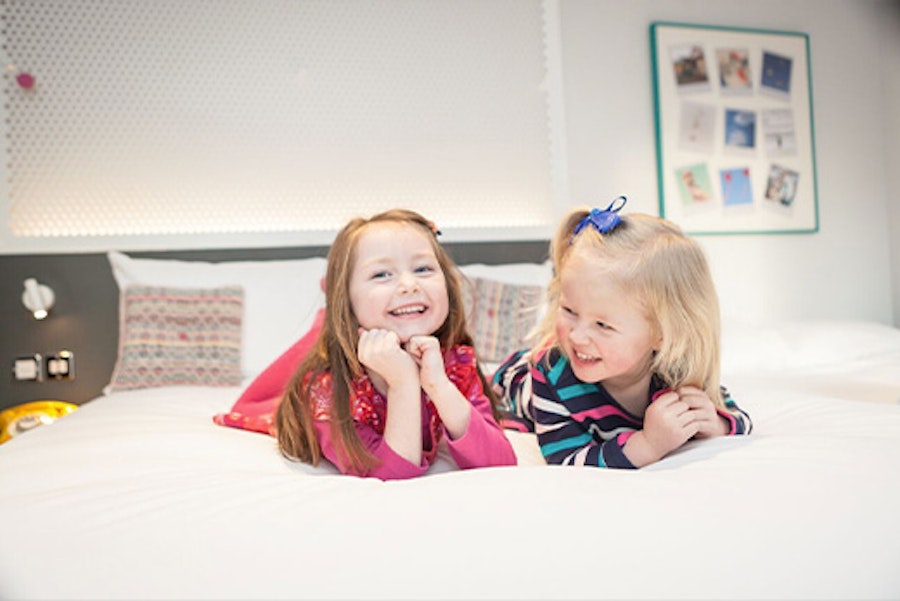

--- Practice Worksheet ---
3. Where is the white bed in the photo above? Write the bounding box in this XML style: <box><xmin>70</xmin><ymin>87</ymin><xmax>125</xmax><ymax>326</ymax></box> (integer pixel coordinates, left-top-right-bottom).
<box><xmin>1</xmin><ymin>254</ymin><xmax>899</xmax><ymax>600</ymax></box>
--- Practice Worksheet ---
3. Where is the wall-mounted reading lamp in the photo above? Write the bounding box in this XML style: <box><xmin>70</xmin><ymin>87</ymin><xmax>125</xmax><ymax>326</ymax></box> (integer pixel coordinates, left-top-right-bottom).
<box><xmin>22</xmin><ymin>278</ymin><xmax>55</xmax><ymax>320</ymax></box>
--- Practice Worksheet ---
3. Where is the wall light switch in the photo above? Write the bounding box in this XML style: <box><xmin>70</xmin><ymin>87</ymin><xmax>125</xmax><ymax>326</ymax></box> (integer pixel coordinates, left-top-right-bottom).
<box><xmin>46</xmin><ymin>351</ymin><xmax>74</xmax><ymax>380</ymax></box>
<box><xmin>13</xmin><ymin>354</ymin><xmax>42</xmax><ymax>381</ymax></box>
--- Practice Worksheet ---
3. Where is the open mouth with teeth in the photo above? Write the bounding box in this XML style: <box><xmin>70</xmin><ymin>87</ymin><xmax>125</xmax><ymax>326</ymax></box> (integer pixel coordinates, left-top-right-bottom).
<box><xmin>574</xmin><ymin>350</ymin><xmax>600</xmax><ymax>363</ymax></box>
<box><xmin>389</xmin><ymin>304</ymin><xmax>427</xmax><ymax>317</ymax></box>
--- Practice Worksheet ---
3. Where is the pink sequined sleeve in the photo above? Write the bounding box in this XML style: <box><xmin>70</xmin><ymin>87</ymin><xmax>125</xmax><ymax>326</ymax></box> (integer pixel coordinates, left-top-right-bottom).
<box><xmin>307</xmin><ymin>372</ymin><xmax>429</xmax><ymax>480</ymax></box>
<box><xmin>443</xmin><ymin>347</ymin><xmax>517</xmax><ymax>469</ymax></box>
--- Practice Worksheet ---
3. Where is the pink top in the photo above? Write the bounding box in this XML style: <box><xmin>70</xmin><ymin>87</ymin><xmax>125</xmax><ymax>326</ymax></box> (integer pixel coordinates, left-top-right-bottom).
<box><xmin>213</xmin><ymin>321</ymin><xmax>516</xmax><ymax>479</ymax></box>
<box><xmin>309</xmin><ymin>345</ymin><xmax>516</xmax><ymax>479</ymax></box>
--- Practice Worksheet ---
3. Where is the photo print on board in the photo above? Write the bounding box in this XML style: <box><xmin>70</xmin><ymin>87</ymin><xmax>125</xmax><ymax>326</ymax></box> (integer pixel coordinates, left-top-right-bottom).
<box><xmin>724</xmin><ymin>108</ymin><xmax>757</xmax><ymax>151</ymax></box>
<box><xmin>760</xmin><ymin>50</ymin><xmax>793</xmax><ymax>99</ymax></box>
<box><xmin>675</xmin><ymin>163</ymin><xmax>715</xmax><ymax>206</ymax></box>
<box><xmin>669</xmin><ymin>44</ymin><xmax>711</xmax><ymax>93</ymax></box>
<box><xmin>678</xmin><ymin>101</ymin><xmax>716</xmax><ymax>152</ymax></box>
<box><xmin>765</xmin><ymin>164</ymin><xmax>800</xmax><ymax>206</ymax></box>
<box><xmin>720</xmin><ymin>167</ymin><xmax>753</xmax><ymax>207</ymax></box>
<box><xmin>716</xmin><ymin>47</ymin><xmax>753</xmax><ymax>94</ymax></box>
<box><xmin>762</xmin><ymin>108</ymin><xmax>797</xmax><ymax>156</ymax></box>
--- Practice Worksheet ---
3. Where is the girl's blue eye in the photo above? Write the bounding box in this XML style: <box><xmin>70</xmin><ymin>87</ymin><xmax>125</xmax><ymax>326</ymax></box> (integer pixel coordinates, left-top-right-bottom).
<box><xmin>415</xmin><ymin>265</ymin><xmax>435</xmax><ymax>274</ymax></box>
<box><xmin>371</xmin><ymin>271</ymin><xmax>390</xmax><ymax>280</ymax></box>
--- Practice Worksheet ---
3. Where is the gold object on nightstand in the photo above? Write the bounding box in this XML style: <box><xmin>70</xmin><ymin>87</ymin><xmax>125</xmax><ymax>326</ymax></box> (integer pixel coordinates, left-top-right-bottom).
<box><xmin>0</xmin><ymin>400</ymin><xmax>78</xmax><ymax>444</ymax></box>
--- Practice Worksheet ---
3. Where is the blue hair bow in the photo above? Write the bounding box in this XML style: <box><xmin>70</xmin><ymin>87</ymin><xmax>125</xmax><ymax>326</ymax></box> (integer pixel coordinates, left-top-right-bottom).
<box><xmin>572</xmin><ymin>196</ymin><xmax>627</xmax><ymax>237</ymax></box>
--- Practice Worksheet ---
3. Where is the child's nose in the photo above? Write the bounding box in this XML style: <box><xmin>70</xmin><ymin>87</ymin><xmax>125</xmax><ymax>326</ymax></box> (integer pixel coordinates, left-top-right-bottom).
<box><xmin>568</xmin><ymin>322</ymin><xmax>589</xmax><ymax>344</ymax></box>
<box><xmin>397</xmin><ymin>271</ymin><xmax>419</xmax><ymax>293</ymax></box>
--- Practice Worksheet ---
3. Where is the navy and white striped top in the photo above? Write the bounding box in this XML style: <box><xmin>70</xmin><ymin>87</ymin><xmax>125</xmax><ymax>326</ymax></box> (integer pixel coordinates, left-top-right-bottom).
<box><xmin>493</xmin><ymin>347</ymin><xmax>752</xmax><ymax>468</ymax></box>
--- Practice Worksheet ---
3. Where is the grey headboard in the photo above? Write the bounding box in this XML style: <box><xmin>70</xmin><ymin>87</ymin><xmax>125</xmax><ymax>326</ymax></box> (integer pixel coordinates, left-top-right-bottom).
<box><xmin>0</xmin><ymin>241</ymin><xmax>548</xmax><ymax>411</ymax></box>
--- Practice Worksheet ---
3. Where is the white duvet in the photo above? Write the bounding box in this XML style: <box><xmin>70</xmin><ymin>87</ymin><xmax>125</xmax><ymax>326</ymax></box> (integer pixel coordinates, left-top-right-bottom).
<box><xmin>1</xmin><ymin>321</ymin><xmax>900</xmax><ymax>600</ymax></box>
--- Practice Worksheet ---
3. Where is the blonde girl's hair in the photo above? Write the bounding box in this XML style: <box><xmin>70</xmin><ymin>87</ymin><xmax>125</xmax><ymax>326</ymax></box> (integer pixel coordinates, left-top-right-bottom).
<box><xmin>275</xmin><ymin>208</ymin><xmax>501</xmax><ymax>473</ymax></box>
<box><xmin>534</xmin><ymin>207</ymin><xmax>725</xmax><ymax>408</ymax></box>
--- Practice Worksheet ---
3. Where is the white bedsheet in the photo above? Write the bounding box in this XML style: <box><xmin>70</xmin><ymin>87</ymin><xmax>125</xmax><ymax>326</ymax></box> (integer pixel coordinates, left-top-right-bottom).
<box><xmin>1</xmin><ymin>323</ymin><xmax>900</xmax><ymax>600</ymax></box>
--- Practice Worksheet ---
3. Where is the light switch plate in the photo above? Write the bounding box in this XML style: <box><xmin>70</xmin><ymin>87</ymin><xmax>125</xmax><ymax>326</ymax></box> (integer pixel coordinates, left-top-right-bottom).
<box><xmin>13</xmin><ymin>355</ymin><xmax>42</xmax><ymax>381</ymax></box>
<box><xmin>46</xmin><ymin>351</ymin><xmax>74</xmax><ymax>379</ymax></box>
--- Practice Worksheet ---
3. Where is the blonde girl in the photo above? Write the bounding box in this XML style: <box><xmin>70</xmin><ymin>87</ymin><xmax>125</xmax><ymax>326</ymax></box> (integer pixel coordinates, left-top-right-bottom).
<box><xmin>276</xmin><ymin>209</ymin><xmax>516</xmax><ymax>479</ymax></box>
<box><xmin>495</xmin><ymin>198</ymin><xmax>751</xmax><ymax>468</ymax></box>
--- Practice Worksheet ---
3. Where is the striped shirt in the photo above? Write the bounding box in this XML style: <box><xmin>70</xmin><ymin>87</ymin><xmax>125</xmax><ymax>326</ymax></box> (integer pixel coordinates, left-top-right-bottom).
<box><xmin>494</xmin><ymin>347</ymin><xmax>752</xmax><ymax>468</ymax></box>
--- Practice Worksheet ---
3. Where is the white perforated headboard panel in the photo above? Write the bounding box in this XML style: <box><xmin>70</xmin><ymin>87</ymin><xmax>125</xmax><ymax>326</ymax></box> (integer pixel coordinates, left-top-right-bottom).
<box><xmin>1</xmin><ymin>0</ymin><xmax>562</xmax><ymax>250</ymax></box>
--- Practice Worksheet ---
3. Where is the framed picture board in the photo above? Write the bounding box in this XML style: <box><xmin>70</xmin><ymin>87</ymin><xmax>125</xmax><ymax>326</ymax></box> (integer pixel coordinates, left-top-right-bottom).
<box><xmin>650</xmin><ymin>22</ymin><xmax>819</xmax><ymax>235</ymax></box>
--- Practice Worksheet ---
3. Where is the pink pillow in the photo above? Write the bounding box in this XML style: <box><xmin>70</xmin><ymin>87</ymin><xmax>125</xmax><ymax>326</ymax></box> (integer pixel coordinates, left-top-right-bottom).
<box><xmin>213</xmin><ymin>307</ymin><xmax>324</xmax><ymax>435</ymax></box>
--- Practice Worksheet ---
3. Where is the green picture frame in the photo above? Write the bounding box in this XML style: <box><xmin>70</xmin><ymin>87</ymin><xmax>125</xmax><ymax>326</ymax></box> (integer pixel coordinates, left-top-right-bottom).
<box><xmin>650</xmin><ymin>22</ymin><xmax>819</xmax><ymax>235</ymax></box>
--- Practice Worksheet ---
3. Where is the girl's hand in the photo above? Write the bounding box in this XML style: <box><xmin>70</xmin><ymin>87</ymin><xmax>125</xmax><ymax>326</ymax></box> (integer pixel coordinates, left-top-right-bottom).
<box><xmin>677</xmin><ymin>386</ymin><xmax>729</xmax><ymax>438</ymax></box>
<box><xmin>357</xmin><ymin>328</ymin><xmax>418</xmax><ymax>389</ymax></box>
<box><xmin>644</xmin><ymin>389</ymin><xmax>699</xmax><ymax>452</ymax></box>
<box><xmin>405</xmin><ymin>335</ymin><xmax>471</xmax><ymax>439</ymax></box>
<box><xmin>359</xmin><ymin>328</ymin><xmax>422</xmax><ymax>466</ymax></box>
<box><xmin>404</xmin><ymin>335</ymin><xmax>450</xmax><ymax>397</ymax></box>
<box><xmin>627</xmin><ymin>390</ymin><xmax>699</xmax><ymax>466</ymax></box>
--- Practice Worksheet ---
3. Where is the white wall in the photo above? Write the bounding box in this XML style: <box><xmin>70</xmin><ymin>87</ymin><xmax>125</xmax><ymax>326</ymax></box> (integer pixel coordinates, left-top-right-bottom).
<box><xmin>1</xmin><ymin>0</ymin><xmax>896</xmax><ymax>326</ymax></box>
<box><xmin>556</xmin><ymin>0</ymin><xmax>897</xmax><ymax>326</ymax></box>
<box><xmin>878</xmin><ymin>1</ymin><xmax>900</xmax><ymax>326</ymax></box>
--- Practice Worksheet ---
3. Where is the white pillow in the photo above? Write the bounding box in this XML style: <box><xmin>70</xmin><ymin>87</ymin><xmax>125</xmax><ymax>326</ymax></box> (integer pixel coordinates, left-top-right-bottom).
<box><xmin>108</xmin><ymin>251</ymin><xmax>326</xmax><ymax>379</ymax></box>
<box><xmin>721</xmin><ymin>319</ymin><xmax>793</xmax><ymax>375</ymax></box>
<box><xmin>458</xmin><ymin>261</ymin><xmax>552</xmax><ymax>286</ymax></box>
<box><xmin>777</xmin><ymin>320</ymin><xmax>900</xmax><ymax>368</ymax></box>
<box><xmin>722</xmin><ymin>318</ymin><xmax>900</xmax><ymax>374</ymax></box>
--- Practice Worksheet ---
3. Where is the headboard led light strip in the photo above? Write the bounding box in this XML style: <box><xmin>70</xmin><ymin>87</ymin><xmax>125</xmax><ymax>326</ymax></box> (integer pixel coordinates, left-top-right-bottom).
<box><xmin>1</xmin><ymin>0</ymin><xmax>558</xmax><ymax>240</ymax></box>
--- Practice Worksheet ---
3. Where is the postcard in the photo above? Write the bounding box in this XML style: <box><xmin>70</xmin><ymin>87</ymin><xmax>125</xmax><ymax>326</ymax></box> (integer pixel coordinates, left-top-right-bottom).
<box><xmin>760</xmin><ymin>51</ymin><xmax>792</xmax><ymax>98</ymax></box>
<box><xmin>720</xmin><ymin>167</ymin><xmax>753</xmax><ymax>207</ymax></box>
<box><xmin>762</xmin><ymin>108</ymin><xmax>797</xmax><ymax>156</ymax></box>
<box><xmin>669</xmin><ymin>44</ymin><xmax>711</xmax><ymax>93</ymax></box>
<box><xmin>764</xmin><ymin>164</ymin><xmax>800</xmax><ymax>206</ymax></box>
<box><xmin>675</xmin><ymin>163</ymin><xmax>714</xmax><ymax>206</ymax></box>
<box><xmin>716</xmin><ymin>48</ymin><xmax>752</xmax><ymax>94</ymax></box>
<box><xmin>724</xmin><ymin>108</ymin><xmax>757</xmax><ymax>150</ymax></box>
<box><xmin>678</xmin><ymin>101</ymin><xmax>716</xmax><ymax>152</ymax></box>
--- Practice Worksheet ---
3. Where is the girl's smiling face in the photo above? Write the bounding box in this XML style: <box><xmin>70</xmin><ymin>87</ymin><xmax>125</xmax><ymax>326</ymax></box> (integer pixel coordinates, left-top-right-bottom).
<box><xmin>555</xmin><ymin>251</ymin><xmax>660</xmax><ymax>392</ymax></box>
<box><xmin>348</xmin><ymin>222</ymin><xmax>449</xmax><ymax>343</ymax></box>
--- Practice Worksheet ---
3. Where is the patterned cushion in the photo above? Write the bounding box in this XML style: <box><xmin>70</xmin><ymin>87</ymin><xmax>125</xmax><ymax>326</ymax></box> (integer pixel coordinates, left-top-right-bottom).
<box><xmin>461</xmin><ymin>276</ymin><xmax>544</xmax><ymax>363</ymax></box>
<box><xmin>107</xmin><ymin>285</ymin><xmax>244</xmax><ymax>391</ymax></box>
